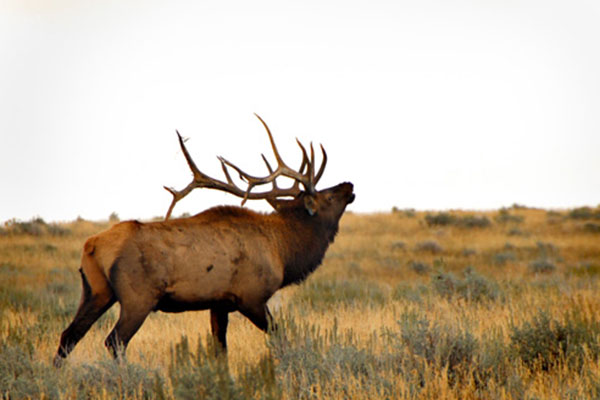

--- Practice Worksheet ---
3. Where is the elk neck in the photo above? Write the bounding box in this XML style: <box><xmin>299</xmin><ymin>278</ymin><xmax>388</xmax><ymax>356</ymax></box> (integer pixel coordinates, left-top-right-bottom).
<box><xmin>274</xmin><ymin>207</ymin><xmax>340</xmax><ymax>287</ymax></box>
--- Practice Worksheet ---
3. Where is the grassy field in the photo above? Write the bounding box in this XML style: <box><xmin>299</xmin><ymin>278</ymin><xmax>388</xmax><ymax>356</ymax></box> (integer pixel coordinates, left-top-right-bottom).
<box><xmin>1</xmin><ymin>206</ymin><xmax>600</xmax><ymax>399</ymax></box>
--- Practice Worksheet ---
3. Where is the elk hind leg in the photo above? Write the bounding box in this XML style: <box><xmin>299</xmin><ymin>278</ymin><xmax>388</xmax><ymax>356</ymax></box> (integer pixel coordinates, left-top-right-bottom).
<box><xmin>104</xmin><ymin>299</ymin><xmax>156</xmax><ymax>360</ymax></box>
<box><xmin>54</xmin><ymin>269</ymin><xmax>115</xmax><ymax>367</ymax></box>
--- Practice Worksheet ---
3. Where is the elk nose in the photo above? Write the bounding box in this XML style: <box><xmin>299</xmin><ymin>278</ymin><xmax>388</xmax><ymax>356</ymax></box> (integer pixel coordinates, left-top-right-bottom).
<box><xmin>348</xmin><ymin>193</ymin><xmax>356</xmax><ymax>204</ymax></box>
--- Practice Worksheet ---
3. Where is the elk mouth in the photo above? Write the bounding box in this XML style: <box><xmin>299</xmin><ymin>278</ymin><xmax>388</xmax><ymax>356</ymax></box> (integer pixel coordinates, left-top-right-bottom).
<box><xmin>342</xmin><ymin>182</ymin><xmax>355</xmax><ymax>204</ymax></box>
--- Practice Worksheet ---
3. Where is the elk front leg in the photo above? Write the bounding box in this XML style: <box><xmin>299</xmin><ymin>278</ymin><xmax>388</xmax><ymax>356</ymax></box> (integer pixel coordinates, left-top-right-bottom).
<box><xmin>210</xmin><ymin>308</ymin><xmax>229</xmax><ymax>353</ymax></box>
<box><xmin>239</xmin><ymin>303</ymin><xmax>277</xmax><ymax>333</ymax></box>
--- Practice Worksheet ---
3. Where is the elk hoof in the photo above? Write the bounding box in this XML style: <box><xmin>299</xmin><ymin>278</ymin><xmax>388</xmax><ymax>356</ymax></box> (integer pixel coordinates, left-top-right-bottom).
<box><xmin>53</xmin><ymin>354</ymin><xmax>65</xmax><ymax>368</ymax></box>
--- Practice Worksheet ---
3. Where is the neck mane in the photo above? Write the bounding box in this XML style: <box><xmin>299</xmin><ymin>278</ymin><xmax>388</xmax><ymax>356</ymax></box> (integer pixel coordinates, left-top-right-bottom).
<box><xmin>275</xmin><ymin>207</ymin><xmax>340</xmax><ymax>287</ymax></box>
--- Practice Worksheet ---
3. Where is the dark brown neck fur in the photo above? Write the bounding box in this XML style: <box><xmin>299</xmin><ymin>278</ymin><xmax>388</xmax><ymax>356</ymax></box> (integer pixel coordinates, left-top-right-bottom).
<box><xmin>276</xmin><ymin>207</ymin><xmax>340</xmax><ymax>287</ymax></box>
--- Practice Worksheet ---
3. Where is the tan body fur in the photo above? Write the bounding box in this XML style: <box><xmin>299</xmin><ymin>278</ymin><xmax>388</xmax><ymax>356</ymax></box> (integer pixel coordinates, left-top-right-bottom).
<box><xmin>54</xmin><ymin>183</ymin><xmax>355</xmax><ymax>364</ymax></box>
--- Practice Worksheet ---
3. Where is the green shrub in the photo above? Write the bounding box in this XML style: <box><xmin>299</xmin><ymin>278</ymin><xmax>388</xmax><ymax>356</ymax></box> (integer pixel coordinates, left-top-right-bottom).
<box><xmin>393</xmin><ymin>312</ymin><xmax>478</xmax><ymax>384</ymax></box>
<box><xmin>3</xmin><ymin>218</ymin><xmax>45</xmax><ymax>236</ymax></box>
<box><xmin>569</xmin><ymin>207</ymin><xmax>597</xmax><ymax>220</ymax></box>
<box><xmin>431</xmin><ymin>271</ymin><xmax>459</xmax><ymax>299</ymax></box>
<box><xmin>47</xmin><ymin>223</ymin><xmax>71</xmax><ymax>236</ymax></box>
<box><xmin>507</xmin><ymin>228</ymin><xmax>527</xmax><ymax>236</ymax></box>
<box><xmin>0</xmin><ymin>344</ymin><xmax>60</xmax><ymax>399</ymax></box>
<box><xmin>415</xmin><ymin>240</ymin><xmax>443</xmax><ymax>254</ymax></box>
<box><xmin>462</xmin><ymin>248</ymin><xmax>477</xmax><ymax>257</ymax></box>
<box><xmin>391</xmin><ymin>241</ymin><xmax>406</xmax><ymax>250</ymax></box>
<box><xmin>1</xmin><ymin>218</ymin><xmax>71</xmax><ymax>236</ymax></box>
<box><xmin>495</xmin><ymin>208</ymin><xmax>525</xmax><ymax>224</ymax></box>
<box><xmin>168</xmin><ymin>336</ymin><xmax>241</xmax><ymax>400</ymax></box>
<box><xmin>536</xmin><ymin>241</ymin><xmax>559</xmax><ymax>256</ymax></box>
<box><xmin>510</xmin><ymin>310</ymin><xmax>600</xmax><ymax>371</ymax></box>
<box><xmin>529</xmin><ymin>259</ymin><xmax>557</xmax><ymax>274</ymax></box>
<box><xmin>458</xmin><ymin>215</ymin><xmax>491</xmax><ymax>228</ymax></box>
<box><xmin>431</xmin><ymin>268</ymin><xmax>499</xmax><ymax>302</ymax></box>
<box><xmin>583</xmin><ymin>222</ymin><xmax>600</xmax><ymax>233</ymax></box>
<box><xmin>492</xmin><ymin>251</ymin><xmax>517</xmax><ymax>266</ymax></box>
<box><xmin>569</xmin><ymin>262</ymin><xmax>600</xmax><ymax>277</ymax></box>
<box><xmin>425</xmin><ymin>212</ymin><xmax>456</xmax><ymax>226</ymax></box>
<box><xmin>291</xmin><ymin>279</ymin><xmax>386</xmax><ymax>311</ymax></box>
<box><xmin>392</xmin><ymin>207</ymin><xmax>416</xmax><ymax>217</ymax></box>
<box><xmin>267</xmin><ymin>315</ymin><xmax>390</xmax><ymax>399</ymax></box>
<box><xmin>425</xmin><ymin>213</ymin><xmax>491</xmax><ymax>229</ymax></box>
<box><xmin>392</xmin><ymin>283</ymin><xmax>427</xmax><ymax>302</ymax></box>
<box><xmin>74</xmin><ymin>360</ymin><xmax>160</xmax><ymax>399</ymax></box>
<box><xmin>461</xmin><ymin>267</ymin><xmax>500</xmax><ymax>302</ymax></box>
<box><xmin>408</xmin><ymin>260</ymin><xmax>431</xmax><ymax>275</ymax></box>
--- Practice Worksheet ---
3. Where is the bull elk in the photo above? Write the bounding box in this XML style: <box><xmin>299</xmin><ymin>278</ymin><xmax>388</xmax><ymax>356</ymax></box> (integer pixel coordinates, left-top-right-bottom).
<box><xmin>53</xmin><ymin>115</ymin><xmax>354</xmax><ymax>366</ymax></box>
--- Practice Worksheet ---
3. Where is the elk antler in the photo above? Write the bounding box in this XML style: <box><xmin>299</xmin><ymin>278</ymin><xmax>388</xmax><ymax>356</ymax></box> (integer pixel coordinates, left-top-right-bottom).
<box><xmin>164</xmin><ymin>114</ymin><xmax>327</xmax><ymax>219</ymax></box>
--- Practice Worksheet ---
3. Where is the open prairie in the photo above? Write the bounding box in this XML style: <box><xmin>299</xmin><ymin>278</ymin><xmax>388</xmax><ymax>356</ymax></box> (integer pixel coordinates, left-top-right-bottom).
<box><xmin>1</xmin><ymin>206</ymin><xmax>600</xmax><ymax>399</ymax></box>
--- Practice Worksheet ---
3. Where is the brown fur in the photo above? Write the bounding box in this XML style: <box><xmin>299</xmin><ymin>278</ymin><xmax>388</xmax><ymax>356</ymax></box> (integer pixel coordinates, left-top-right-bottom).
<box><xmin>53</xmin><ymin>182</ymin><xmax>354</xmax><ymax>365</ymax></box>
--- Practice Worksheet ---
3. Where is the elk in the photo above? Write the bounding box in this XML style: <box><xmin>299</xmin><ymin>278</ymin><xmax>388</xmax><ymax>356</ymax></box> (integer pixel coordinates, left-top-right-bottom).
<box><xmin>53</xmin><ymin>115</ymin><xmax>354</xmax><ymax>366</ymax></box>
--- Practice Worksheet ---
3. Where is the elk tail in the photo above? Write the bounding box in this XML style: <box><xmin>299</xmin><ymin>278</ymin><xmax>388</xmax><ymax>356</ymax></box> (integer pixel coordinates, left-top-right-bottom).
<box><xmin>80</xmin><ymin>237</ymin><xmax>114</xmax><ymax>306</ymax></box>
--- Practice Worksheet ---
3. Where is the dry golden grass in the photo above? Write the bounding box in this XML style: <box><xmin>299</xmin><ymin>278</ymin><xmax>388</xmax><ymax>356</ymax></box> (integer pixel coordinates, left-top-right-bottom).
<box><xmin>1</xmin><ymin>207</ymin><xmax>600</xmax><ymax>399</ymax></box>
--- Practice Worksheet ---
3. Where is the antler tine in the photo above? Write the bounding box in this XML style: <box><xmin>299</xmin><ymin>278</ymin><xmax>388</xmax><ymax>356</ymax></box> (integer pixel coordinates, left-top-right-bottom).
<box><xmin>164</xmin><ymin>131</ymin><xmax>250</xmax><ymax>219</ymax></box>
<box><xmin>175</xmin><ymin>131</ymin><xmax>203</xmax><ymax>180</ymax></box>
<box><xmin>254</xmin><ymin>113</ymin><xmax>285</xmax><ymax>166</ymax></box>
<box><xmin>308</xmin><ymin>142</ymin><xmax>315</xmax><ymax>192</ymax></box>
<box><xmin>261</xmin><ymin>154</ymin><xmax>279</xmax><ymax>190</ymax></box>
<box><xmin>314</xmin><ymin>144</ymin><xmax>327</xmax><ymax>184</ymax></box>
<box><xmin>164</xmin><ymin>182</ymin><xmax>195</xmax><ymax>220</ymax></box>
<box><xmin>221</xmin><ymin>116</ymin><xmax>314</xmax><ymax>190</ymax></box>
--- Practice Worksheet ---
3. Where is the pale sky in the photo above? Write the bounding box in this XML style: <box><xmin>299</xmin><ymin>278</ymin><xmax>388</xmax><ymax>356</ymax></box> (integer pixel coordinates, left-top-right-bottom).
<box><xmin>1</xmin><ymin>0</ymin><xmax>599</xmax><ymax>222</ymax></box>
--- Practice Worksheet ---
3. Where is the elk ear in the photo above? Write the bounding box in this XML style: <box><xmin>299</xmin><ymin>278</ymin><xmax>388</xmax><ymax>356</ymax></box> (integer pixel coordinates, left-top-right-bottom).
<box><xmin>303</xmin><ymin>195</ymin><xmax>318</xmax><ymax>216</ymax></box>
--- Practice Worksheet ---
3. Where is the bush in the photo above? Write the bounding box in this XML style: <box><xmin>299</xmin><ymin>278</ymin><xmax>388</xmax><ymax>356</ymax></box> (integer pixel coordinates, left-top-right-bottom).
<box><xmin>393</xmin><ymin>312</ymin><xmax>478</xmax><ymax>384</ymax></box>
<box><xmin>431</xmin><ymin>268</ymin><xmax>499</xmax><ymax>302</ymax></box>
<box><xmin>0</xmin><ymin>344</ymin><xmax>61</xmax><ymax>399</ymax></box>
<box><xmin>458</xmin><ymin>215</ymin><xmax>491</xmax><ymax>228</ymax></box>
<box><xmin>569</xmin><ymin>207</ymin><xmax>598</xmax><ymax>220</ymax></box>
<box><xmin>425</xmin><ymin>212</ymin><xmax>456</xmax><ymax>226</ymax></box>
<box><xmin>415</xmin><ymin>240</ymin><xmax>443</xmax><ymax>254</ymax></box>
<box><xmin>507</xmin><ymin>228</ymin><xmax>527</xmax><ymax>236</ymax></box>
<box><xmin>495</xmin><ymin>208</ymin><xmax>524</xmax><ymax>224</ymax></box>
<box><xmin>529</xmin><ymin>259</ymin><xmax>557</xmax><ymax>274</ymax></box>
<box><xmin>408</xmin><ymin>260</ymin><xmax>431</xmax><ymax>275</ymax></box>
<box><xmin>392</xmin><ymin>207</ymin><xmax>416</xmax><ymax>217</ymax></box>
<box><xmin>168</xmin><ymin>336</ymin><xmax>242</xmax><ymax>400</ymax></box>
<box><xmin>569</xmin><ymin>262</ymin><xmax>600</xmax><ymax>277</ymax></box>
<box><xmin>431</xmin><ymin>271</ymin><xmax>459</xmax><ymax>299</ymax></box>
<box><xmin>462</xmin><ymin>248</ymin><xmax>477</xmax><ymax>257</ymax></box>
<box><xmin>510</xmin><ymin>310</ymin><xmax>600</xmax><ymax>371</ymax></box>
<box><xmin>3</xmin><ymin>218</ymin><xmax>45</xmax><ymax>236</ymax></box>
<box><xmin>391</xmin><ymin>241</ymin><xmax>406</xmax><ymax>250</ymax></box>
<box><xmin>291</xmin><ymin>279</ymin><xmax>386</xmax><ymax>311</ymax></box>
<box><xmin>425</xmin><ymin>213</ymin><xmax>491</xmax><ymax>228</ymax></box>
<box><xmin>583</xmin><ymin>222</ymin><xmax>600</xmax><ymax>233</ymax></box>
<box><xmin>267</xmin><ymin>315</ymin><xmax>390</xmax><ymax>398</ymax></box>
<box><xmin>492</xmin><ymin>252</ymin><xmax>517</xmax><ymax>266</ymax></box>
<box><xmin>47</xmin><ymin>223</ymin><xmax>72</xmax><ymax>236</ymax></box>
<box><xmin>1</xmin><ymin>218</ymin><xmax>71</xmax><ymax>236</ymax></box>
<box><xmin>461</xmin><ymin>267</ymin><xmax>500</xmax><ymax>302</ymax></box>
<box><xmin>392</xmin><ymin>283</ymin><xmax>427</xmax><ymax>302</ymax></box>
